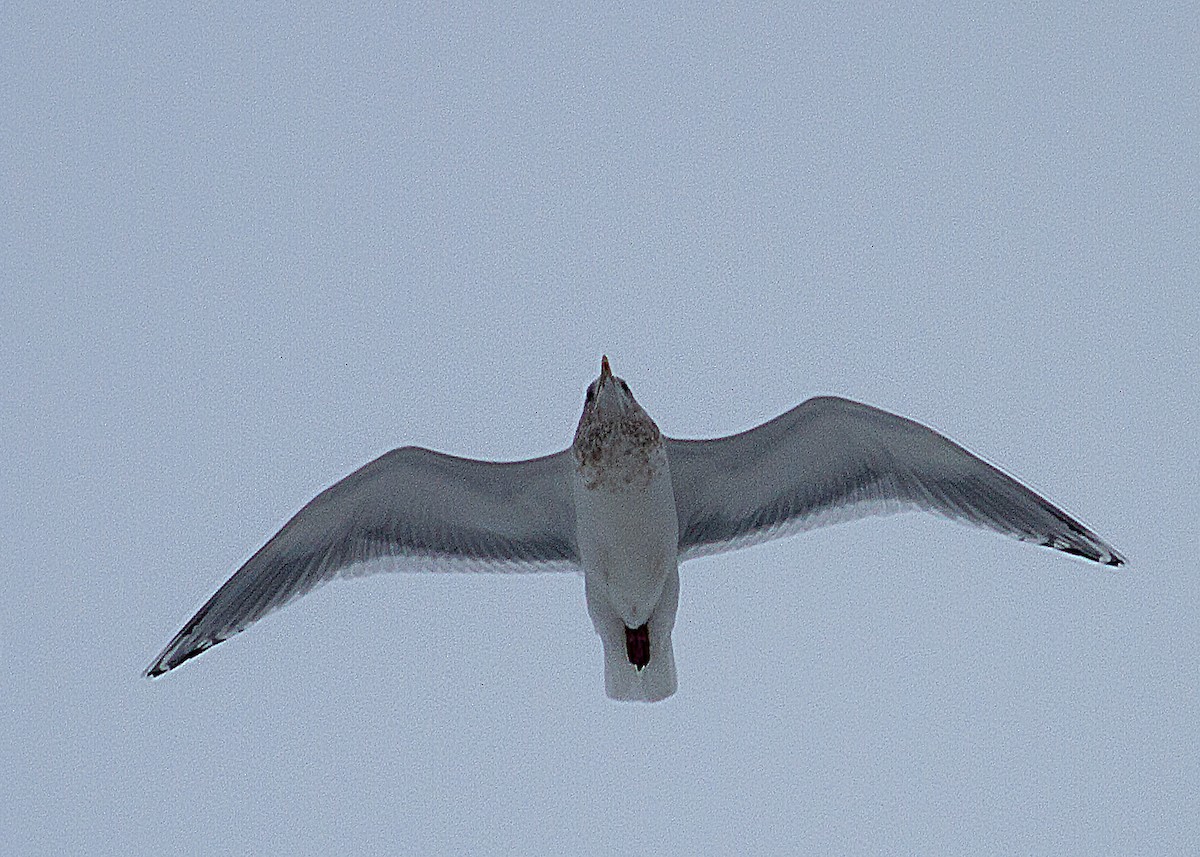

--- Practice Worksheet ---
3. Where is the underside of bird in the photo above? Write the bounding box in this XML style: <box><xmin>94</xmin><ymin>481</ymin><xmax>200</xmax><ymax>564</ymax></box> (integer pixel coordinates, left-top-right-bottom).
<box><xmin>585</xmin><ymin>563</ymin><xmax>680</xmax><ymax>703</ymax></box>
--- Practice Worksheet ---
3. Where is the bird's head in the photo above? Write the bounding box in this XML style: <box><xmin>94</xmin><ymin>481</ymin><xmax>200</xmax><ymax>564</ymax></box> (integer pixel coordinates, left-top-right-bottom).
<box><xmin>581</xmin><ymin>355</ymin><xmax>641</xmax><ymax>419</ymax></box>
<box><xmin>572</xmin><ymin>356</ymin><xmax>663</xmax><ymax>486</ymax></box>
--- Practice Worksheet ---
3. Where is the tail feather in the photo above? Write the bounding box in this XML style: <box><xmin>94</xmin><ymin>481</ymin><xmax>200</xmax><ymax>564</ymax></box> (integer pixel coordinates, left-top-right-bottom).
<box><xmin>603</xmin><ymin>630</ymin><xmax>677</xmax><ymax>702</ymax></box>
<box><xmin>586</xmin><ymin>566</ymin><xmax>680</xmax><ymax>702</ymax></box>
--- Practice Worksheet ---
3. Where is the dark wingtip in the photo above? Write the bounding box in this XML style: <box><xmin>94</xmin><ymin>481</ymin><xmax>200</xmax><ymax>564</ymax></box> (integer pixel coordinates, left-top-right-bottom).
<box><xmin>144</xmin><ymin>636</ymin><xmax>213</xmax><ymax>679</ymax></box>
<box><xmin>1059</xmin><ymin>521</ymin><xmax>1125</xmax><ymax>568</ymax></box>
<box><xmin>144</xmin><ymin>654</ymin><xmax>175</xmax><ymax>679</ymax></box>
<box><xmin>144</xmin><ymin>649</ymin><xmax>171</xmax><ymax>678</ymax></box>
<box><xmin>1096</xmin><ymin>542</ymin><xmax>1126</xmax><ymax>567</ymax></box>
<box><xmin>1052</xmin><ymin>541</ymin><xmax>1126</xmax><ymax>568</ymax></box>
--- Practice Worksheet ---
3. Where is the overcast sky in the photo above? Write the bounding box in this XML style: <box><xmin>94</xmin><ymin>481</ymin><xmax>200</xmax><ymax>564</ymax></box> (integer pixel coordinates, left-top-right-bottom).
<box><xmin>3</xmin><ymin>2</ymin><xmax>1198</xmax><ymax>854</ymax></box>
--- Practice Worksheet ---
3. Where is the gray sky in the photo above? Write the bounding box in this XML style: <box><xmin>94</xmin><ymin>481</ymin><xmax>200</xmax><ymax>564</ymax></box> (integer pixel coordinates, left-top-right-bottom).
<box><xmin>3</xmin><ymin>3</ymin><xmax>1197</xmax><ymax>854</ymax></box>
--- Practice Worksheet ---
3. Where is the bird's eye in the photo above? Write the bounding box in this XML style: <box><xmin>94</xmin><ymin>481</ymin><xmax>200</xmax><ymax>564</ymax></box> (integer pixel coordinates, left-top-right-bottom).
<box><xmin>619</xmin><ymin>380</ymin><xmax>630</xmax><ymax>393</ymax></box>
<box><xmin>586</xmin><ymin>385</ymin><xmax>596</xmax><ymax>403</ymax></box>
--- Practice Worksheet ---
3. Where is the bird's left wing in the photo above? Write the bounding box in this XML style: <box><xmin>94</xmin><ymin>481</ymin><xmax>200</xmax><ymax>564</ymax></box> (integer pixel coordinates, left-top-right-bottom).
<box><xmin>667</xmin><ymin>396</ymin><xmax>1123</xmax><ymax>567</ymax></box>
<box><xmin>146</xmin><ymin>446</ymin><xmax>577</xmax><ymax>676</ymax></box>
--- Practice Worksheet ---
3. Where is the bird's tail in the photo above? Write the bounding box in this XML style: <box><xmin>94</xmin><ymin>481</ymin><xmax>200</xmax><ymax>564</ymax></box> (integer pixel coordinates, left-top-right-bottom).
<box><xmin>603</xmin><ymin>630</ymin><xmax>677</xmax><ymax>702</ymax></box>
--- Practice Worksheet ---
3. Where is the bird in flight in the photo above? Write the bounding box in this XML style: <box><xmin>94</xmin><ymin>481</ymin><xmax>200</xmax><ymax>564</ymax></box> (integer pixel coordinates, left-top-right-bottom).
<box><xmin>146</xmin><ymin>357</ymin><xmax>1124</xmax><ymax>701</ymax></box>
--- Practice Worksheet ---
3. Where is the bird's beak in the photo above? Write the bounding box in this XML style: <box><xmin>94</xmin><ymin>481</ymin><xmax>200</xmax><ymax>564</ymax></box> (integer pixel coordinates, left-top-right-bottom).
<box><xmin>600</xmin><ymin>355</ymin><xmax>612</xmax><ymax>383</ymax></box>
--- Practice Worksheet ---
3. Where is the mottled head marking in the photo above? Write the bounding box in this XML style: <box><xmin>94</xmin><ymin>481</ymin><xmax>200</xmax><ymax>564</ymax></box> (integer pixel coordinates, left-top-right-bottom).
<box><xmin>573</xmin><ymin>360</ymin><xmax>664</xmax><ymax>490</ymax></box>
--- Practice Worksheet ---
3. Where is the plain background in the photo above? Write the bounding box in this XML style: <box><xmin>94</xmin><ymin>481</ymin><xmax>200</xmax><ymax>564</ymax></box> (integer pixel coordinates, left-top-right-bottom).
<box><xmin>3</xmin><ymin>3</ymin><xmax>1197</xmax><ymax>854</ymax></box>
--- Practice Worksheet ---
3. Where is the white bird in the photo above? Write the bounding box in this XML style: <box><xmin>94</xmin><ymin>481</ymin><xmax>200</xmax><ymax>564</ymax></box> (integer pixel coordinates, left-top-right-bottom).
<box><xmin>146</xmin><ymin>357</ymin><xmax>1124</xmax><ymax>701</ymax></box>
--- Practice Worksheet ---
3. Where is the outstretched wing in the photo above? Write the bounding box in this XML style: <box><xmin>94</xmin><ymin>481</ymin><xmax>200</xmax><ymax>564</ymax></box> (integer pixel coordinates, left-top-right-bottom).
<box><xmin>667</xmin><ymin>396</ymin><xmax>1123</xmax><ymax>566</ymax></box>
<box><xmin>146</xmin><ymin>447</ymin><xmax>577</xmax><ymax>676</ymax></box>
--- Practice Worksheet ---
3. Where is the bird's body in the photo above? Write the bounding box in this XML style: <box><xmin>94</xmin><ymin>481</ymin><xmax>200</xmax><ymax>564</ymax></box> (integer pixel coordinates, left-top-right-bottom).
<box><xmin>147</xmin><ymin>358</ymin><xmax>1124</xmax><ymax>701</ymax></box>
<box><xmin>572</xmin><ymin>357</ymin><xmax>680</xmax><ymax>700</ymax></box>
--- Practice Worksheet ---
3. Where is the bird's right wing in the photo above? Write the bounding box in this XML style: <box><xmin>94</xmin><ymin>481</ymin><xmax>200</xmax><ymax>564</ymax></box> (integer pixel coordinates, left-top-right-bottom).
<box><xmin>667</xmin><ymin>396</ymin><xmax>1124</xmax><ymax>566</ymax></box>
<box><xmin>146</xmin><ymin>446</ymin><xmax>578</xmax><ymax>676</ymax></box>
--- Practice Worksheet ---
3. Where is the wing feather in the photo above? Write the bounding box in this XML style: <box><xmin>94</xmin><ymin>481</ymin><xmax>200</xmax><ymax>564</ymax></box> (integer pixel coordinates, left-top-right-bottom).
<box><xmin>668</xmin><ymin>396</ymin><xmax>1123</xmax><ymax>567</ymax></box>
<box><xmin>146</xmin><ymin>446</ymin><xmax>577</xmax><ymax>676</ymax></box>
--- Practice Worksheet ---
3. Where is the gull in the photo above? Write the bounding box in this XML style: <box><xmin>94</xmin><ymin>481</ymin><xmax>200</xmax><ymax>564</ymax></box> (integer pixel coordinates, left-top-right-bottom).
<box><xmin>146</xmin><ymin>357</ymin><xmax>1124</xmax><ymax>701</ymax></box>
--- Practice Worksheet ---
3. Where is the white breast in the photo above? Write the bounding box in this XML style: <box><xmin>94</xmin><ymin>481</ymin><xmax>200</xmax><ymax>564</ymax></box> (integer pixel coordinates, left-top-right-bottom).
<box><xmin>572</xmin><ymin>443</ymin><xmax>679</xmax><ymax>626</ymax></box>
